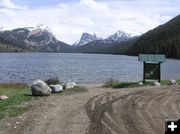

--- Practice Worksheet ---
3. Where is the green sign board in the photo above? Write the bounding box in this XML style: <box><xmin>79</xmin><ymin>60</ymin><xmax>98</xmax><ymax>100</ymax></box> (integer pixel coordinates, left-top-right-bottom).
<box><xmin>144</xmin><ymin>63</ymin><xmax>160</xmax><ymax>80</ymax></box>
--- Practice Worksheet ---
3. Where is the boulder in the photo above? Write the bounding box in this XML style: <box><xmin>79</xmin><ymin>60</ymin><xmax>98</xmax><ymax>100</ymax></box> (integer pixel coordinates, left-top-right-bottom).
<box><xmin>72</xmin><ymin>82</ymin><xmax>76</xmax><ymax>87</ymax></box>
<box><xmin>0</xmin><ymin>95</ymin><xmax>8</xmax><ymax>100</ymax></box>
<box><xmin>64</xmin><ymin>82</ymin><xmax>76</xmax><ymax>89</ymax></box>
<box><xmin>31</xmin><ymin>80</ymin><xmax>51</xmax><ymax>96</ymax></box>
<box><xmin>50</xmin><ymin>84</ymin><xmax>63</xmax><ymax>93</ymax></box>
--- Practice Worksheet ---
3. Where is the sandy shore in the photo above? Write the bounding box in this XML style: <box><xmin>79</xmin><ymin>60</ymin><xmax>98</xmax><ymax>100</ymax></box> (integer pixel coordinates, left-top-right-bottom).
<box><xmin>0</xmin><ymin>84</ymin><xmax>180</xmax><ymax>134</ymax></box>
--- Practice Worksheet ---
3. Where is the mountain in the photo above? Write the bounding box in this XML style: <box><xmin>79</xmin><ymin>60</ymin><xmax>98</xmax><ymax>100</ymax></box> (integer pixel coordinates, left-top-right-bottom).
<box><xmin>74</xmin><ymin>30</ymin><xmax>135</xmax><ymax>53</ymax></box>
<box><xmin>2</xmin><ymin>15</ymin><xmax>180</xmax><ymax>58</ymax></box>
<box><xmin>73</xmin><ymin>33</ymin><xmax>100</xmax><ymax>46</ymax></box>
<box><xmin>126</xmin><ymin>15</ymin><xmax>180</xmax><ymax>59</ymax></box>
<box><xmin>74</xmin><ymin>30</ymin><xmax>132</xmax><ymax>47</ymax></box>
<box><xmin>0</xmin><ymin>25</ymin><xmax>72</xmax><ymax>52</ymax></box>
<box><xmin>75</xmin><ymin>37</ymin><xmax>138</xmax><ymax>54</ymax></box>
<box><xmin>0</xmin><ymin>26</ymin><xmax>135</xmax><ymax>53</ymax></box>
<box><xmin>103</xmin><ymin>30</ymin><xmax>132</xmax><ymax>43</ymax></box>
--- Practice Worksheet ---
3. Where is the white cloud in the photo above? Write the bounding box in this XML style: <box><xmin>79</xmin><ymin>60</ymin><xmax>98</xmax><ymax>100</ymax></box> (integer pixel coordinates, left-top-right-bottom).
<box><xmin>0</xmin><ymin>0</ymin><xmax>27</xmax><ymax>9</ymax></box>
<box><xmin>0</xmin><ymin>8</ymin><xmax>17</xmax><ymax>16</ymax></box>
<box><xmin>79</xmin><ymin>0</ymin><xmax>108</xmax><ymax>11</ymax></box>
<box><xmin>0</xmin><ymin>0</ymin><xmax>179</xmax><ymax>44</ymax></box>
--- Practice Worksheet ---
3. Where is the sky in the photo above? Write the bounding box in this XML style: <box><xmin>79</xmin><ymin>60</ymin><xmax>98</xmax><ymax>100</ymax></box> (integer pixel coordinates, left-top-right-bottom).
<box><xmin>0</xmin><ymin>0</ymin><xmax>179</xmax><ymax>44</ymax></box>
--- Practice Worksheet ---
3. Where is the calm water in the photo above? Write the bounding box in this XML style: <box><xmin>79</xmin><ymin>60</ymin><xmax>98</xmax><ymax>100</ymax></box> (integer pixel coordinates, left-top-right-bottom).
<box><xmin>0</xmin><ymin>53</ymin><xmax>180</xmax><ymax>84</ymax></box>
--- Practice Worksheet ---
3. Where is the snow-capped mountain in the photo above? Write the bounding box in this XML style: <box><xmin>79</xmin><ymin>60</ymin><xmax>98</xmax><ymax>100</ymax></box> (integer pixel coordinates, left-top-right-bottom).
<box><xmin>104</xmin><ymin>30</ymin><xmax>132</xmax><ymax>43</ymax></box>
<box><xmin>25</xmin><ymin>25</ymin><xmax>57</xmax><ymax>46</ymax></box>
<box><xmin>0</xmin><ymin>24</ymin><xmax>72</xmax><ymax>52</ymax></box>
<box><xmin>73</xmin><ymin>33</ymin><xmax>101</xmax><ymax>46</ymax></box>
<box><xmin>73</xmin><ymin>30</ymin><xmax>137</xmax><ymax>54</ymax></box>
<box><xmin>74</xmin><ymin>30</ymin><xmax>132</xmax><ymax>47</ymax></box>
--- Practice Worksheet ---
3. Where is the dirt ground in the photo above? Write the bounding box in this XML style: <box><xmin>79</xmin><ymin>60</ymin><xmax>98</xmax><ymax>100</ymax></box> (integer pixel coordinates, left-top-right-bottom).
<box><xmin>0</xmin><ymin>85</ymin><xmax>180</xmax><ymax>134</ymax></box>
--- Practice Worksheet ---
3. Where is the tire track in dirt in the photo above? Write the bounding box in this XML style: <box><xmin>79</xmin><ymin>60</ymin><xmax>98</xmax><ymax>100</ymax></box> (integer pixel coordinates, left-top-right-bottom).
<box><xmin>86</xmin><ymin>86</ymin><xmax>180</xmax><ymax>134</ymax></box>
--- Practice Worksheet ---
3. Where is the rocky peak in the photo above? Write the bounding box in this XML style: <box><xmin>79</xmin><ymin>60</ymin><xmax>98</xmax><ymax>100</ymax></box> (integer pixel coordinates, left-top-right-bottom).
<box><xmin>105</xmin><ymin>30</ymin><xmax>132</xmax><ymax>43</ymax></box>
<box><xmin>74</xmin><ymin>32</ymin><xmax>100</xmax><ymax>46</ymax></box>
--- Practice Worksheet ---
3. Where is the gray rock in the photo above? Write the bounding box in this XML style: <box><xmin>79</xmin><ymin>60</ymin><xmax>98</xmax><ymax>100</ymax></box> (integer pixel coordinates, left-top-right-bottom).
<box><xmin>50</xmin><ymin>84</ymin><xmax>63</xmax><ymax>93</ymax></box>
<box><xmin>64</xmin><ymin>82</ymin><xmax>76</xmax><ymax>89</ymax></box>
<box><xmin>171</xmin><ymin>79</ymin><xmax>178</xmax><ymax>86</ymax></box>
<box><xmin>31</xmin><ymin>80</ymin><xmax>51</xmax><ymax>96</ymax></box>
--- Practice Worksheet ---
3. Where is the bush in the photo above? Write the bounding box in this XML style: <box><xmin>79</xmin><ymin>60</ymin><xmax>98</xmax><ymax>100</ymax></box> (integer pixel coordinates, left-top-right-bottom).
<box><xmin>45</xmin><ymin>77</ymin><xmax>60</xmax><ymax>85</ymax></box>
<box><xmin>176</xmin><ymin>79</ymin><xmax>180</xmax><ymax>84</ymax></box>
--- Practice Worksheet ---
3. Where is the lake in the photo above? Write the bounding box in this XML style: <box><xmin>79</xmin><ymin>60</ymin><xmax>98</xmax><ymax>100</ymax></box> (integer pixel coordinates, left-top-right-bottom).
<box><xmin>0</xmin><ymin>53</ymin><xmax>180</xmax><ymax>84</ymax></box>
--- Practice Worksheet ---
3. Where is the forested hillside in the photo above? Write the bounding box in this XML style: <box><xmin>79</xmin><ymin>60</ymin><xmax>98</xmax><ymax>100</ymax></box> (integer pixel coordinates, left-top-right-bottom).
<box><xmin>0</xmin><ymin>37</ymin><xmax>27</xmax><ymax>52</ymax></box>
<box><xmin>126</xmin><ymin>15</ymin><xmax>180</xmax><ymax>59</ymax></box>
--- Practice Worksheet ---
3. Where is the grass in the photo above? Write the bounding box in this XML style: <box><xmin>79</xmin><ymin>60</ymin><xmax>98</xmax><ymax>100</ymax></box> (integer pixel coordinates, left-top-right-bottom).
<box><xmin>0</xmin><ymin>83</ymin><xmax>34</xmax><ymax>120</ymax></box>
<box><xmin>0</xmin><ymin>83</ymin><xmax>88</xmax><ymax>120</ymax></box>
<box><xmin>176</xmin><ymin>79</ymin><xmax>180</xmax><ymax>84</ymax></box>
<box><xmin>103</xmin><ymin>79</ymin><xmax>180</xmax><ymax>89</ymax></box>
<box><xmin>160</xmin><ymin>80</ymin><xmax>172</xmax><ymax>85</ymax></box>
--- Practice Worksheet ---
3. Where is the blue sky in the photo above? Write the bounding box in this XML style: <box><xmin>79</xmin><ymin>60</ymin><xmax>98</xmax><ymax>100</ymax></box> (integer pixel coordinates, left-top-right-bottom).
<box><xmin>0</xmin><ymin>0</ymin><xmax>180</xmax><ymax>44</ymax></box>
<box><xmin>13</xmin><ymin>0</ymin><xmax>78</xmax><ymax>7</ymax></box>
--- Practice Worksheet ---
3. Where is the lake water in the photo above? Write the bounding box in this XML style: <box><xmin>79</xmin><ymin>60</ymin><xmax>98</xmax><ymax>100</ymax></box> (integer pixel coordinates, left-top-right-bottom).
<box><xmin>0</xmin><ymin>53</ymin><xmax>180</xmax><ymax>84</ymax></box>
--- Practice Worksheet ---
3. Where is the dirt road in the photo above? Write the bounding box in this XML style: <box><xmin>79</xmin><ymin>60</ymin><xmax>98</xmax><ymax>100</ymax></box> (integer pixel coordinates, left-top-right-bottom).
<box><xmin>0</xmin><ymin>85</ymin><xmax>180</xmax><ymax>134</ymax></box>
<box><xmin>86</xmin><ymin>86</ymin><xmax>180</xmax><ymax>134</ymax></box>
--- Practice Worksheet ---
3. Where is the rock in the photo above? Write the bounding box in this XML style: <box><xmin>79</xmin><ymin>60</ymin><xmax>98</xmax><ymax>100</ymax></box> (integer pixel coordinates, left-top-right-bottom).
<box><xmin>154</xmin><ymin>82</ymin><xmax>161</xmax><ymax>86</ymax></box>
<box><xmin>50</xmin><ymin>84</ymin><xmax>63</xmax><ymax>93</ymax></box>
<box><xmin>72</xmin><ymin>82</ymin><xmax>76</xmax><ymax>87</ymax></box>
<box><xmin>139</xmin><ymin>82</ymin><xmax>143</xmax><ymax>85</ymax></box>
<box><xmin>0</xmin><ymin>95</ymin><xmax>8</xmax><ymax>100</ymax></box>
<box><xmin>64</xmin><ymin>82</ymin><xmax>76</xmax><ymax>89</ymax></box>
<box><xmin>31</xmin><ymin>80</ymin><xmax>51</xmax><ymax>96</ymax></box>
<box><xmin>6</xmin><ymin>123</ymin><xmax>11</xmax><ymax>126</ymax></box>
<box><xmin>49</xmin><ymin>87</ymin><xmax>52</xmax><ymax>92</ymax></box>
<box><xmin>171</xmin><ymin>79</ymin><xmax>178</xmax><ymax>86</ymax></box>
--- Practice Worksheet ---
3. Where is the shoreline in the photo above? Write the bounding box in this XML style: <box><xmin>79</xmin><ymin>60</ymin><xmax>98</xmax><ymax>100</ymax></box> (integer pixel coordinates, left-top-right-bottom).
<box><xmin>0</xmin><ymin>52</ymin><xmax>180</xmax><ymax>60</ymax></box>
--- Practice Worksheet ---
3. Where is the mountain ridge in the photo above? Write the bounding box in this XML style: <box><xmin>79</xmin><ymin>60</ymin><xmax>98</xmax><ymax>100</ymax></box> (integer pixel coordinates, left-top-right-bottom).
<box><xmin>0</xmin><ymin>15</ymin><xmax>180</xmax><ymax>59</ymax></box>
<box><xmin>73</xmin><ymin>30</ymin><xmax>132</xmax><ymax>47</ymax></box>
<box><xmin>0</xmin><ymin>25</ymin><xmax>72</xmax><ymax>52</ymax></box>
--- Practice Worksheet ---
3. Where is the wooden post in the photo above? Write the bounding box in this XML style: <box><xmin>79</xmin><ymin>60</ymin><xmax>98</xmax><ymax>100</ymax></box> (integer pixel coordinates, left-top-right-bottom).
<box><xmin>158</xmin><ymin>62</ymin><xmax>161</xmax><ymax>83</ymax></box>
<box><xmin>143</xmin><ymin>62</ymin><xmax>145</xmax><ymax>84</ymax></box>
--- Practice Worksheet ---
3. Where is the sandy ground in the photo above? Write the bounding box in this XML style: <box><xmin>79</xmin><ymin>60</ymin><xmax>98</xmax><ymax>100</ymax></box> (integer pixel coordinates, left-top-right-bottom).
<box><xmin>0</xmin><ymin>85</ymin><xmax>180</xmax><ymax>134</ymax></box>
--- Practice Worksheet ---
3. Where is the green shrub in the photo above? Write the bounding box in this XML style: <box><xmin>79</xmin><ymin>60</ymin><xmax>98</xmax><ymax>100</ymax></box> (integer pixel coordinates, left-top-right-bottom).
<box><xmin>45</xmin><ymin>77</ymin><xmax>60</xmax><ymax>85</ymax></box>
<box><xmin>161</xmin><ymin>80</ymin><xmax>172</xmax><ymax>85</ymax></box>
<box><xmin>176</xmin><ymin>79</ymin><xmax>180</xmax><ymax>84</ymax></box>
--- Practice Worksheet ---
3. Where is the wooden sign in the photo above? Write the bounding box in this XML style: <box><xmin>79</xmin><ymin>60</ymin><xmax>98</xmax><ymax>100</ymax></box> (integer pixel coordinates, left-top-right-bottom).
<box><xmin>143</xmin><ymin>62</ymin><xmax>160</xmax><ymax>83</ymax></box>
